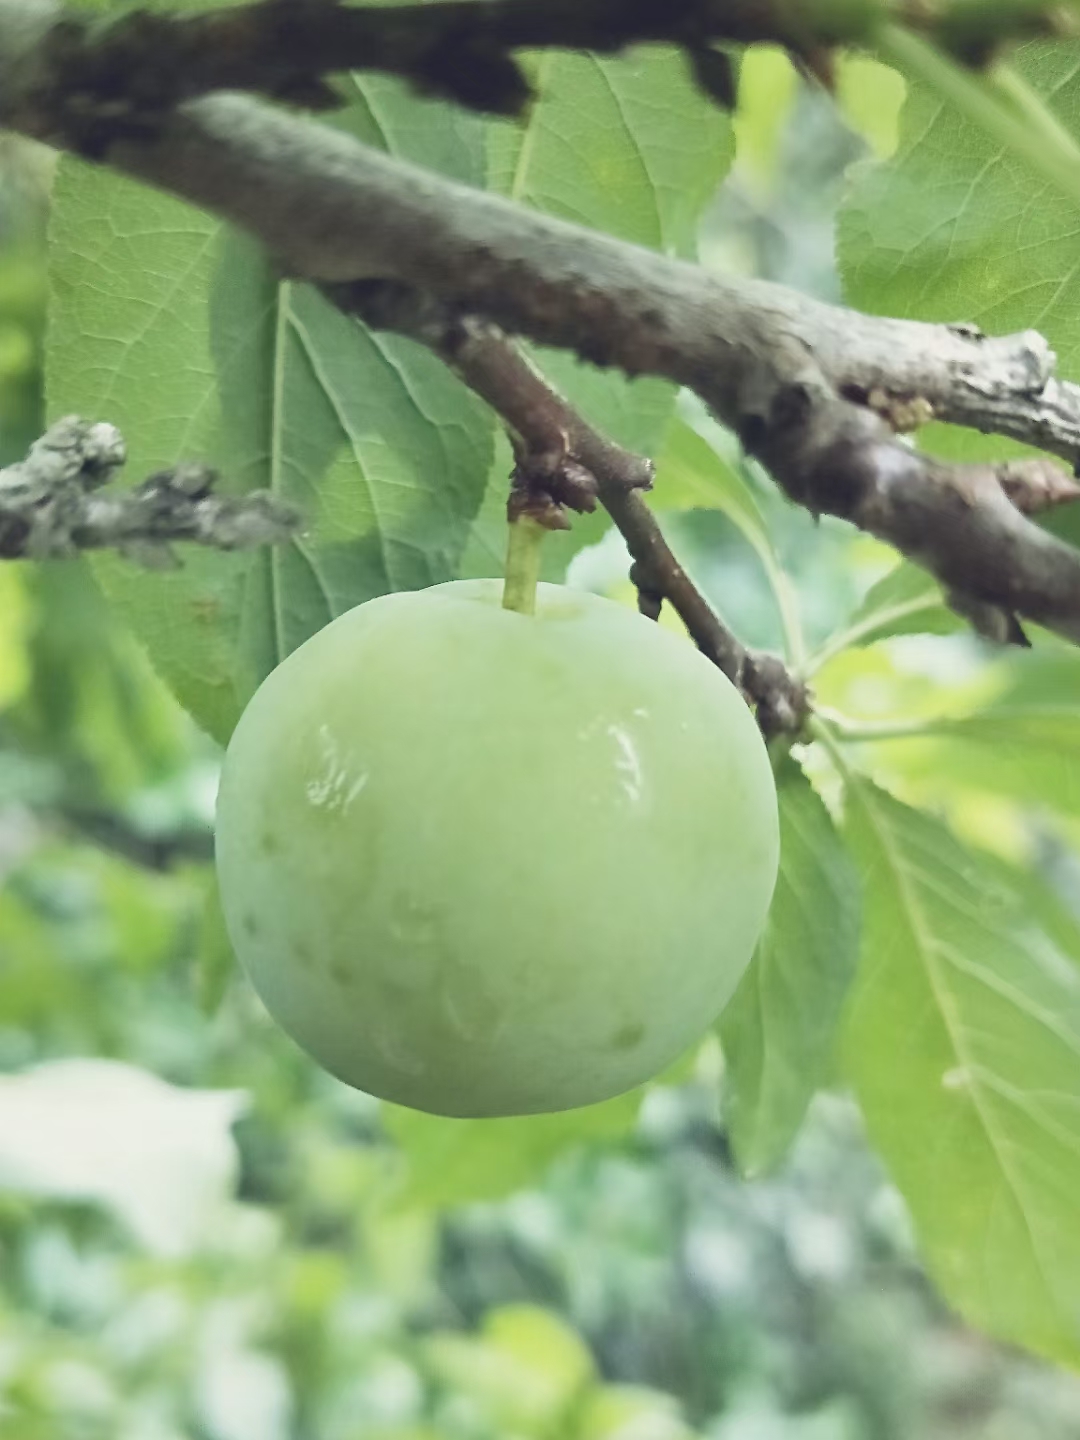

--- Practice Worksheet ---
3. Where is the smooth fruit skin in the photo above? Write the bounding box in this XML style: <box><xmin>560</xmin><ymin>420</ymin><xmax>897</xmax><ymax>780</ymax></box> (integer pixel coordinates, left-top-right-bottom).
<box><xmin>215</xmin><ymin>580</ymin><xmax>779</xmax><ymax>1117</ymax></box>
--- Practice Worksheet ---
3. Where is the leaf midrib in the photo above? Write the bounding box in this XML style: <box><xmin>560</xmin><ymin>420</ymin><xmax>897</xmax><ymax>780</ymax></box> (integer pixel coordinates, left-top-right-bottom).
<box><xmin>852</xmin><ymin>780</ymin><xmax>1065</xmax><ymax>1330</ymax></box>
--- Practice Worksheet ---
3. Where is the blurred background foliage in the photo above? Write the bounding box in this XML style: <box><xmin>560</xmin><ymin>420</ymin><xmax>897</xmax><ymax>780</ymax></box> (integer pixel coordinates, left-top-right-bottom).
<box><xmin>2</xmin><ymin>43</ymin><xmax>1080</xmax><ymax>1440</ymax></box>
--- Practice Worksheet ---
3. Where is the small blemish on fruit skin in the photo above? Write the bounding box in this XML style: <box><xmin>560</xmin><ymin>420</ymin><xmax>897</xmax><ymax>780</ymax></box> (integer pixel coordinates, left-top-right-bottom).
<box><xmin>243</xmin><ymin>914</ymin><xmax>259</xmax><ymax>939</ymax></box>
<box><xmin>260</xmin><ymin>832</ymin><xmax>279</xmax><ymax>856</ymax></box>
<box><xmin>329</xmin><ymin>957</ymin><xmax>353</xmax><ymax>987</ymax></box>
<box><xmin>611</xmin><ymin>1022</ymin><xmax>645</xmax><ymax>1050</ymax></box>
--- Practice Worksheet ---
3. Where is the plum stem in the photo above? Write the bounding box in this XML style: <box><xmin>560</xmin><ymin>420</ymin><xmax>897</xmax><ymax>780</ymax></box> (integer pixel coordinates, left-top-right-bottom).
<box><xmin>502</xmin><ymin>515</ymin><xmax>546</xmax><ymax>615</ymax></box>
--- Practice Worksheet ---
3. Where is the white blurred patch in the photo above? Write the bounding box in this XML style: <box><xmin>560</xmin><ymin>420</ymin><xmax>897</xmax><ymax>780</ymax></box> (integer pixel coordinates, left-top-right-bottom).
<box><xmin>565</xmin><ymin>527</ymin><xmax>632</xmax><ymax>594</ymax></box>
<box><xmin>783</xmin><ymin>1210</ymin><xmax>854</xmax><ymax>1284</ymax></box>
<box><xmin>683</xmin><ymin>1228</ymin><xmax>751</xmax><ymax>1299</ymax></box>
<box><xmin>196</xmin><ymin>1301</ymin><xmax>293</xmax><ymax>1440</ymax></box>
<box><xmin>0</xmin><ymin>1058</ymin><xmax>248</xmax><ymax>1256</ymax></box>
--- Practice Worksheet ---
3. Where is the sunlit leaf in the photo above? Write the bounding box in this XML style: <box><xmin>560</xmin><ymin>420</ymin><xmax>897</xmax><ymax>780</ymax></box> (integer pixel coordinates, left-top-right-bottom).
<box><xmin>0</xmin><ymin>566</ymin><xmax>29</xmax><ymax>711</ymax></box>
<box><xmin>463</xmin><ymin>50</ymin><xmax>734</xmax><ymax>581</ymax></box>
<box><xmin>382</xmin><ymin>1091</ymin><xmax>639</xmax><ymax>1209</ymax></box>
<box><xmin>810</xmin><ymin>562</ymin><xmax>960</xmax><ymax>672</ymax></box>
<box><xmin>889</xmin><ymin>648</ymin><xmax>1080</xmax><ymax>821</ymax></box>
<box><xmin>843</xmin><ymin>780</ymin><xmax>1080</xmax><ymax>1366</ymax></box>
<box><xmin>732</xmin><ymin>47</ymin><xmax>798</xmax><ymax>199</ymax></box>
<box><xmin>835</xmin><ymin>56</ymin><xmax>906</xmax><ymax>160</ymax></box>
<box><xmin>839</xmin><ymin>40</ymin><xmax>1080</xmax><ymax>470</ymax></box>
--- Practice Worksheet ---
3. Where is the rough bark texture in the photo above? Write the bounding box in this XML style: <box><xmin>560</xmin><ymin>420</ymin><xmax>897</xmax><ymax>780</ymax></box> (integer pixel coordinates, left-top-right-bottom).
<box><xmin>0</xmin><ymin>417</ymin><xmax>297</xmax><ymax>564</ymax></box>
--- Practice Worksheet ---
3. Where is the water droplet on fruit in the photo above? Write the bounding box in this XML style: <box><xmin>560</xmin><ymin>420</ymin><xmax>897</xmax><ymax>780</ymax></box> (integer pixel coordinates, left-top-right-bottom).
<box><xmin>305</xmin><ymin>723</ymin><xmax>369</xmax><ymax>814</ymax></box>
<box><xmin>607</xmin><ymin>724</ymin><xmax>643</xmax><ymax>804</ymax></box>
<box><xmin>329</xmin><ymin>957</ymin><xmax>353</xmax><ymax>988</ymax></box>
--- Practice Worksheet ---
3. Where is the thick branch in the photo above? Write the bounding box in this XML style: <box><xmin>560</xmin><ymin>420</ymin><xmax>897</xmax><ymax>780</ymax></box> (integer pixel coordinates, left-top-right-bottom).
<box><xmin>15</xmin><ymin>0</ymin><xmax>1079</xmax><ymax>130</ymax></box>
<box><xmin>0</xmin><ymin>416</ymin><xmax>299</xmax><ymax>564</ymax></box>
<box><xmin>4</xmin><ymin>7</ymin><xmax>1080</xmax><ymax>642</ymax></box>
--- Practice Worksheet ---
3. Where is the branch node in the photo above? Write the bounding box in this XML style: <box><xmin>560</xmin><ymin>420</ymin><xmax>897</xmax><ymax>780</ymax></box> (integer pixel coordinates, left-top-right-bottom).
<box><xmin>945</xmin><ymin>590</ymin><xmax>1031</xmax><ymax>648</ymax></box>
<box><xmin>997</xmin><ymin>458</ymin><xmax>1080</xmax><ymax>514</ymax></box>
<box><xmin>507</xmin><ymin>432</ymin><xmax>596</xmax><ymax>532</ymax></box>
<box><xmin>742</xmin><ymin>653</ymin><xmax>812</xmax><ymax>742</ymax></box>
<box><xmin>866</xmin><ymin>387</ymin><xmax>936</xmax><ymax>434</ymax></box>
<box><xmin>629</xmin><ymin>559</ymin><xmax>664</xmax><ymax>621</ymax></box>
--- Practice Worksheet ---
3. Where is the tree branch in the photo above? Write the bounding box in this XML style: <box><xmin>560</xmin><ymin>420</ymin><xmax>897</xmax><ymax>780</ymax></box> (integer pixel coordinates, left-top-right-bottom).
<box><xmin>4</xmin><ymin>3</ymin><xmax>1080</xmax><ymax>645</ymax></box>
<box><xmin>16</xmin><ymin>0</ymin><xmax>1080</xmax><ymax>132</ymax></box>
<box><xmin>0</xmin><ymin>416</ymin><xmax>299</xmax><ymax>564</ymax></box>
<box><xmin>337</xmin><ymin>282</ymin><xmax>809</xmax><ymax>735</ymax></box>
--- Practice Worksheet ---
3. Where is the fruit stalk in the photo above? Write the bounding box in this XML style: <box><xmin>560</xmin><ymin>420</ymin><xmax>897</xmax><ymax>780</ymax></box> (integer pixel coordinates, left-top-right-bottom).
<box><xmin>501</xmin><ymin>515</ymin><xmax>546</xmax><ymax>616</ymax></box>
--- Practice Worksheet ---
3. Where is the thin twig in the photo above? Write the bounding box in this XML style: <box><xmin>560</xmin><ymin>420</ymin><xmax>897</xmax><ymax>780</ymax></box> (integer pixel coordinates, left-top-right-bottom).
<box><xmin>0</xmin><ymin>416</ymin><xmax>299</xmax><ymax>564</ymax></box>
<box><xmin>334</xmin><ymin>281</ymin><xmax>809</xmax><ymax>737</ymax></box>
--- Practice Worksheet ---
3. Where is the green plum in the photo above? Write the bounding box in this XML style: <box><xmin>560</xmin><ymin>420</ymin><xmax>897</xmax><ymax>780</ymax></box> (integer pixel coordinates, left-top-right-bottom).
<box><xmin>215</xmin><ymin>580</ymin><xmax>779</xmax><ymax>1117</ymax></box>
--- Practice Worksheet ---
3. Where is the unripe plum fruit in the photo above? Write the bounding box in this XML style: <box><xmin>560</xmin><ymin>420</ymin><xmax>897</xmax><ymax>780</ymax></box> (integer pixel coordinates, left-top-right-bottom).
<box><xmin>215</xmin><ymin>580</ymin><xmax>779</xmax><ymax>1117</ymax></box>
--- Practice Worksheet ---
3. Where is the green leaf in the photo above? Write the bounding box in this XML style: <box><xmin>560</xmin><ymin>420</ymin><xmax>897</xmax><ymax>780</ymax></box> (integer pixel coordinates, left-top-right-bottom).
<box><xmin>490</xmin><ymin>51</ymin><xmax>730</xmax><ymax>261</ymax></box>
<box><xmin>652</xmin><ymin>418</ymin><xmax>770</xmax><ymax>543</ymax></box>
<box><xmin>894</xmin><ymin>648</ymin><xmax>1080</xmax><ymax>820</ymax></box>
<box><xmin>839</xmin><ymin>42</ymin><xmax>1080</xmax><ymax>463</ymax></box>
<box><xmin>809</xmin><ymin>562</ymin><xmax>960</xmax><ymax>672</ymax></box>
<box><xmin>491</xmin><ymin>48</ymin><xmax>729</xmax><ymax>452</ymax></box>
<box><xmin>382</xmin><ymin>1090</ymin><xmax>640</xmax><ymax>1209</ymax></box>
<box><xmin>46</xmin><ymin>81</ymin><xmax>495</xmax><ymax>742</ymax></box>
<box><xmin>720</xmin><ymin>759</ymin><xmax>861</xmax><ymax>1177</ymax></box>
<box><xmin>843</xmin><ymin>780</ymin><xmax>1080</xmax><ymax>1367</ymax></box>
<box><xmin>655</xmin><ymin>417</ymin><xmax>807</xmax><ymax>648</ymax></box>
<box><xmin>464</xmin><ymin>50</ymin><xmax>734</xmax><ymax>581</ymax></box>
<box><xmin>835</xmin><ymin>55</ymin><xmax>906</xmax><ymax>161</ymax></box>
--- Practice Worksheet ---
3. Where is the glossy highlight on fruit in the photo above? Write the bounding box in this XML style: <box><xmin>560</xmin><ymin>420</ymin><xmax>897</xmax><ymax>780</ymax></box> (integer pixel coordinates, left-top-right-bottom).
<box><xmin>215</xmin><ymin>580</ymin><xmax>779</xmax><ymax>1117</ymax></box>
